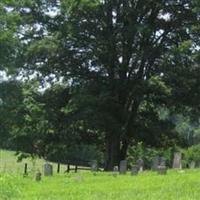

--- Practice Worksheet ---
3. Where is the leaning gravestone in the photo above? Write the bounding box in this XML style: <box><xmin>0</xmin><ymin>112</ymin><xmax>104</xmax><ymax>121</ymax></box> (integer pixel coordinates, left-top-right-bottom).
<box><xmin>136</xmin><ymin>159</ymin><xmax>144</xmax><ymax>172</ymax></box>
<box><xmin>120</xmin><ymin>160</ymin><xmax>127</xmax><ymax>174</ymax></box>
<box><xmin>131</xmin><ymin>165</ymin><xmax>138</xmax><ymax>176</ymax></box>
<box><xmin>44</xmin><ymin>163</ymin><xmax>53</xmax><ymax>176</ymax></box>
<box><xmin>173</xmin><ymin>152</ymin><xmax>182</xmax><ymax>169</ymax></box>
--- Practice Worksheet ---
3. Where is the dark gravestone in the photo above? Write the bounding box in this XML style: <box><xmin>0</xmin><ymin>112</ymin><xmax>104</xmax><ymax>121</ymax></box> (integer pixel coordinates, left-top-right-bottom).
<box><xmin>160</xmin><ymin>157</ymin><xmax>166</xmax><ymax>166</ymax></box>
<box><xmin>151</xmin><ymin>156</ymin><xmax>160</xmax><ymax>171</ymax></box>
<box><xmin>44</xmin><ymin>163</ymin><xmax>53</xmax><ymax>176</ymax></box>
<box><xmin>131</xmin><ymin>165</ymin><xmax>138</xmax><ymax>176</ymax></box>
<box><xmin>196</xmin><ymin>161</ymin><xmax>200</xmax><ymax>168</ymax></box>
<box><xmin>173</xmin><ymin>152</ymin><xmax>182</xmax><ymax>169</ymax></box>
<box><xmin>136</xmin><ymin>159</ymin><xmax>144</xmax><ymax>172</ymax></box>
<box><xmin>35</xmin><ymin>170</ymin><xmax>42</xmax><ymax>181</ymax></box>
<box><xmin>157</xmin><ymin>165</ymin><xmax>167</xmax><ymax>175</ymax></box>
<box><xmin>120</xmin><ymin>160</ymin><xmax>127</xmax><ymax>174</ymax></box>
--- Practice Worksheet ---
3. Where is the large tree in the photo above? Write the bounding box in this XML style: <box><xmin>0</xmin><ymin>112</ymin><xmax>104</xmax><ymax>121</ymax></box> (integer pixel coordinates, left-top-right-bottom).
<box><xmin>2</xmin><ymin>0</ymin><xmax>200</xmax><ymax>170</ymax></box>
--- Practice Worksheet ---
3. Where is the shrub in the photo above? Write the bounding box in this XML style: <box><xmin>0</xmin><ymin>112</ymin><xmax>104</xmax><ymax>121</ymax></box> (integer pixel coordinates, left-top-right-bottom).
<box><xmin>183</xmin><ymin>144</ymin><xmax>200</xmax><ymax>166</ymax></box>
<box><xmin>127</xmin><ymin>142</ymin><xmax>175</xmax><ymax>168</ymax></box>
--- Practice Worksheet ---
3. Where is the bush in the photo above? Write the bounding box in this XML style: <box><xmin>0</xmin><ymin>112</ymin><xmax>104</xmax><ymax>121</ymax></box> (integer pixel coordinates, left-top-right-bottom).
<box><xmin>127</xmin><ymin>142</ymin><xmax>175</xmax><ymax>169</ymax></box>
<box><xmin>183</xmin><ymin>144</ymin><xmax>200</xmax><ymax>166</ymax></box>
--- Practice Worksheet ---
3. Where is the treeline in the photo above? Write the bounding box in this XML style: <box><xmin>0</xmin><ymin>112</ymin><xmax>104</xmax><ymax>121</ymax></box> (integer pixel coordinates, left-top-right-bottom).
<box><xmin>0</xmin><ymin>0</ymin><xmax>200</xmax><ymax>170</ymax></box>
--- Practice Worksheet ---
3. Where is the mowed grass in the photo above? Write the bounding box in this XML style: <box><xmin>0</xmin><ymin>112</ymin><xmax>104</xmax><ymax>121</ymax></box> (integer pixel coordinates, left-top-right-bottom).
<box><xmin>1</xmin><ymin>150</ymin><xmax>200</xmax><ymax>200</ymax></box>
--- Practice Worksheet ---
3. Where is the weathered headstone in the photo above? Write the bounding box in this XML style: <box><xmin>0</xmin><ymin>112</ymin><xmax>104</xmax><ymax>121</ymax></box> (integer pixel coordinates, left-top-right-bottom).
<box><xmin>189</xmin><ymin>161</ymin><xmax>196</xmax><ymax>169</ymax></box>
<box><xmin>131</xmin><ymin>165</ymin><xmax>138</xmax><ymax>176</ymax></box>
<box><xmin>120</xmin><ymin>160</ymin><xmax>127</xmax><ymax>174</ymax></box>
<box><xmin>151</xmin><ymin>156</ymin><xmax>160</xmax><ymax>171</ymax></box>
<box><xmin>113</xmin><ymin>166</ymin><xmax>119</xmax><ymax>177</ymax></box>
<box><xmin>157</xmin><ymin>165</ymin><xmax>167</xmax><ymax>175</ymax></box>
<box><xmin>44</xmin><ymin>163</ymin><xmax>53</xmax><ymax>176</ymax></box>
<box><xmin>196</xmin><ymin>161</ymin><xmax>200</xmax><ymax>168</ymax></box>
<box><xmin>136</xmin><ymin>159</ymin><xmax>144</xmax><ymax>172</ymax></box>
<box><xmin>35</xmin><ymin>170</ymin><xmax>42</xmax><ymax>181</ymax></box>
<box><xmin>173</xmin><ymin>152</ymin><xmax>182</xmax><ymax>169</ymax></box>
<box><xmin>160</xmin><ymin>157</ymin><xmax>166</xmax><ymax>166</ymax></box>
<box><xmin>90</xmin><ymin>160</ymin><xmax>98</xmax><ymax>172</ymax></box>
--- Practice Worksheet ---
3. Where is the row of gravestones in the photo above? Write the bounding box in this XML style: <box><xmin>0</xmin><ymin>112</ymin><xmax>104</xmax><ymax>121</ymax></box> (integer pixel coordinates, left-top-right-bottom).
<box><xmin>115</xmin><ymin>152</ymin><xmax>185</xmax><ymax>176</ymax></box>
<box><xmin>35</xmin><ymin>161</ymin><xmax>98</xmax><ymax>181</ymax></box>
<box><xmin>143</xmin><ymin>152</ymin><xmax>197</xmax><ymax>171</ymax></box>
<box><xmin>35</xmin><ymin>152</ymin><xmax>196</xmax><ymax>181</ymax></box>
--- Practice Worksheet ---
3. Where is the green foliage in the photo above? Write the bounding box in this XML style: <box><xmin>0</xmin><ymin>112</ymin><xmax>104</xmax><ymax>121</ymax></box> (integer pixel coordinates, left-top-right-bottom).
<box><xmin>0</xmin><ymin>0</ymin><xmax>200</xmax><ymax>169</ymax></box>
<box><xmin>47</xmin><ymin>144</ymin><xmax>103</xmax><ymax>163</ymax></box>
<box><xmin>127</xmin><ymin>142</ymin><xmax>176</xmax><ymax>168</ymax></box>
<box><xmin>183</xmin><ymin>144</ymin><xmax>200</xmax><ymax>164</ymax></box>
<box><xmin>0</xmin><ymin>174</ymin><xmax>21</xmax><ymax>199</ymax></box>
<box><xmin>2</xmin><ymin>149</ymin><xmax>200</xmax><ymax>199</ymax></box>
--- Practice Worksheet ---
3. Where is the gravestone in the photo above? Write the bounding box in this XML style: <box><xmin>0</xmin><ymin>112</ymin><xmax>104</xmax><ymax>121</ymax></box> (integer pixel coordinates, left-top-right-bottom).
<box><xmin>113</xmin><ymin>166</ymin><xmax>119</xmax><ymax>177</ymax></box>
<box><xmin>35</xmin><ymin>170</ymin><xmax>42</xmax><ymax>181</ymax></box>
<box><xmin>189</xmin><ymin>161</ymin><xmax>196</xmax><ymax>169</ymax></box>
<box><xmin>173</xmin><ymin>152</ymin><xmax>182</xmax><ymax>169</ymax></box>
<box><xmin>151</xmin><ymin>156</ymin><xmax>160</xmax><ymax>171</ymax></box>
<box><xmin>131</xmin><ymin>165</ymin><xmax>138</xmax><ymax>176</ymax></box>
<box><xmin>136</xmin><ymin>159</ymin><xmax>144</xmax><ymax>172</ymax></box>
<box><xmin>196</xmin><ymin>161</ymin><xmax>200</xmax><ymax>168</ymax></box>
<box><xmin>157</xmin><ymin>165</ymin><xmax>167</xmax><ymax>175</ymax></box>
<box><xmin>120</xmin><ymin>160</ymin><xmax>127</xmax><ymax>174</ymax></box>
<box><xmin>44</xmin><ymin>163</ymin><xmax>53</xmax><ymax>176</ymax></box>
<box><xmin>160</xmin><ymin>157</ymin><xmax>166</xmax><ymax>166</ymax></box>
<box><xmin>90</xmin><ymin>160</ymin><xmax>98</xmax><ymax>172</ymax></box>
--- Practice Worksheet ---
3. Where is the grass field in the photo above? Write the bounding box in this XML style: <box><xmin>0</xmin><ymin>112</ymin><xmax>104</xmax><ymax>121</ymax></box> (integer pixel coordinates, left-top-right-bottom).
<box><xmin>1</xmin><ymin>150</ymin><xmax>200</xmax><ymax>200</ymax></box>
<box><xmin>0</xmin><ymin>149</ymin><xmax>66</xmax><ymax>174</ymax></box>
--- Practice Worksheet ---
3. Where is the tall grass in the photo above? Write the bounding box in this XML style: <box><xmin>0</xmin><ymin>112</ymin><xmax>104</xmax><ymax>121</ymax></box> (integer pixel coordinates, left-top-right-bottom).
<box><xmin>1</xmin><ymin>150</ymin><xmax>200</xmax><ymax>200</ymax></box>
<box><xmin>0</xmin><ymin>174</ymin><xmax>21</xmax><ymax>200</ymax></box>
<box><xmin>1</xmin><ymin>170</ymin><xmax>200</xmax><ymax>200</ymax></box>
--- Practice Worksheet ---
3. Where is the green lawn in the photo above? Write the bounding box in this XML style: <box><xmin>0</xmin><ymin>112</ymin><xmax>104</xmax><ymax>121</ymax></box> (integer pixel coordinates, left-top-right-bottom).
<box><xmin>1</xmin><ymin>150</ymin><xmax>200</xmax><ymax>200</ymax></box>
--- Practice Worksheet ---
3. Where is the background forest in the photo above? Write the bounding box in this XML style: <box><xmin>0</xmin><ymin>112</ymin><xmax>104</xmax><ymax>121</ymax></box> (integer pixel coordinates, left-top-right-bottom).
<box><xmin>0</xmin><ymin>0</ymin><xmax>200</xmax><ymax>170</ymax></box>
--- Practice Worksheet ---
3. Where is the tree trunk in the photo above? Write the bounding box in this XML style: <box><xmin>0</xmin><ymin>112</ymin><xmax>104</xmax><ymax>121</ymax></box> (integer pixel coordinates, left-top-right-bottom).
<box><xmin>104</xmin><ymin>133</ymin><xmax>120</xmax><ymax>171</ymax></box>
<box><xmin>120</xmin><ymin>139</ymin><xmax>129</xmax><ymax>161</ymax></box>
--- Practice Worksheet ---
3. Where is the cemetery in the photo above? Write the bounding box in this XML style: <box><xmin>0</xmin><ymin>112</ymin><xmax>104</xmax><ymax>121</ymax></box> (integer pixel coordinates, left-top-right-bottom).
<box><xmin>0</xmin><ymin>0</ymin><xmax>200</xmax><ymax>199</ymax></box>
<box><xmin>1</xmin><ymin>149</ymin><xmax>200</xmax><ymax>199</ymax></box>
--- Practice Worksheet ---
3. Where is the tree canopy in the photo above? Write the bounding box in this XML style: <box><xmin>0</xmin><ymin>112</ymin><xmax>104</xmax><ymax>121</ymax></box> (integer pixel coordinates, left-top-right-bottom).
<box><xmin>0</xmin><ymin>0</ymin><xmax>200</xmax><ymax>170</ymax></box>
